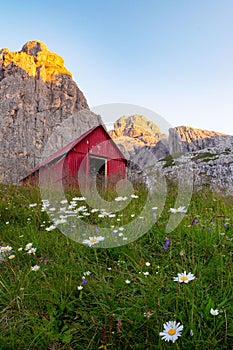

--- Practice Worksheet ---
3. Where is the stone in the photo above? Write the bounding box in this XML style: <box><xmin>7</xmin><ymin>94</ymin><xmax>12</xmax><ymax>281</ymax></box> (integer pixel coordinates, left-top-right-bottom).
<box><xmin>144</xmin><ymin>138</ymin><xmax>233</xmax><ymax>195</ymax></box>
<box><xmin>169</xmin><ymin>126</ymin><xmax>226</xmax><ymax>154</ymax></box>
<box><xmin>0</xmin><ymin>41</ymin><xmax>102</xmax><ymax>183</ymax></box>
<box><xmin>109</xmin><ymin>114</ymin><xmax>168</xmax><ymax>162</ymax></box>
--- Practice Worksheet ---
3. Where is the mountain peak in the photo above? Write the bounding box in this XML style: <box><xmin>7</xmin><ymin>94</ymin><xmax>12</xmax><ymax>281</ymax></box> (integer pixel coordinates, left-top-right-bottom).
<box><xmin>21</xmin><ymin>40</ymin><xmax>48</xmax><ymax>56</ymax></box>
<box><xmin>169</xmin><ymin>125</ymin><xmax>229</xmax><ymax>154</ymax></box>
<box><xmin>109</xmin><ymin>114</ymin><xmax>163</xmax><ymax>142</ymax></box>
<box><xmin>0</xmin><ymin>40</ymin><xmax>72</xmax><ymax>82</ymax></box>
<box><xmin>0</xmin><ymin>40</ymin><xmax>100</xmax><ymax>184</ymax></box>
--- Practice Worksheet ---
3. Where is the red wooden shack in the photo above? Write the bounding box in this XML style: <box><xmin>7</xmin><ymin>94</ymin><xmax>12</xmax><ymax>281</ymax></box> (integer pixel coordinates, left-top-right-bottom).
<box><xmin>22</xmin><ymin>125</ymin><xmax>127</xmax><ymax>189</ymax></box>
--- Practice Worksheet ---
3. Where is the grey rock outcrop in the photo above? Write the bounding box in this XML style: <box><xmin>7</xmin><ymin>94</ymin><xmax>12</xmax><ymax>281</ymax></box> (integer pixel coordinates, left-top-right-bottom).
<box><xmin>144</xmin><ymin>141</ymin><xmax>233</xmax><ymax>195</ymax></box>
<box><xmin>0</xmin><ymin>40</ymin><xmax>102</xmax><ymax>183</ymax></box>
<box><xmin>109</xmin><ymin>114</ymin><xmax>169</xmax><ymax>162</ymax></box>
<box><xmin>109</xmin><ymin>114</ymin><xmax>162</xmax><ymax>143</ymax></box>
<box><xmin>121</xmin><ymin>121</ymin><xmax>233</xmax><ymax>194</ymax></box>
<box><xmin>169</xmin><ymin>126</ymin><xmax>226</xmax><ymax>154</ymax></box>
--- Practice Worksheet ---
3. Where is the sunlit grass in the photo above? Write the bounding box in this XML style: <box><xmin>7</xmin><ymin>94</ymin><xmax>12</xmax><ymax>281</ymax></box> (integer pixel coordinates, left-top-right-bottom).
<box><xmin>0</xmin><ymin>183</ymin><xmax>232</xmax><ymax>349</ymax></box>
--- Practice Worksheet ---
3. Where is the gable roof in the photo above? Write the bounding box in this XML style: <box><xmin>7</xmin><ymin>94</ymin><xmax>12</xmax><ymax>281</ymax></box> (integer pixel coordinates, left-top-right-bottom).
<box><xmin>22</xmin><ymin>124</ymin><xmax>126</xmax><ymax>180</ymax></box>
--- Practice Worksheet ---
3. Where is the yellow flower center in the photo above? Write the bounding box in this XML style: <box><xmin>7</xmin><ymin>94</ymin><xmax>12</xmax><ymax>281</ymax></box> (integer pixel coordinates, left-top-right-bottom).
<box><xmin>168</xmin><ymin>328</ymin><xmax>176</xmax><ymax>336</ymax></box>
<box><xmin>90</xmin><ymin>238</ymin><xmax>97</xmax><ymax>243</ymax></box>
<box><xmin>181</xmin><ymin>276</ymin><xmax>188</xmax><ymax>281</ymax></box>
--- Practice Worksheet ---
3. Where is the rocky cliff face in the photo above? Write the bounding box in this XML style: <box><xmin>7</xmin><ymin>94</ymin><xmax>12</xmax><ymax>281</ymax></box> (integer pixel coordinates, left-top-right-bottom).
<box><xmin>111</xmin><ymin>117</ymin><xmax>233</xmax><ymax>194</ymax></box>
<box><xmin>109</xmin><ymin>114</ymin><xmax>168</xmax><ymax>161</ymax></box>
<box><xmin>169</xmin><ymin>126</ymin><xmax>226</xmax><ymax>154</ymax></box>
<box><xmin>0</xmin><ymin>40</ymin><xmax>102</xmax><ymax>183</ymax></box>
<box><xmin>144</xmin><ymin>139</ymin><xmax>233</xmax><ymax>195</ymax></box>
<box><xmin>109</xmin><ymin>114</ymin><xmax>163</xmax><ymax>144</ymax></box>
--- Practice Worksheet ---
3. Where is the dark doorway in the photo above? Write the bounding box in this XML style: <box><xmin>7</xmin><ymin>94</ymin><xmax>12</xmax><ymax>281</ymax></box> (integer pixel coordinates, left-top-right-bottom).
<box><xmin>90</xmin><ymin>155</ymin><xmax>107</xmax><ymax>190</ymax></box>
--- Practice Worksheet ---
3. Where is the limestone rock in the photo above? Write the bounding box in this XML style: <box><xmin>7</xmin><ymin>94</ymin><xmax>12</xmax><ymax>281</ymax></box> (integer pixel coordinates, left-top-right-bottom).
<box><xmin>109</xmin><ymin>114</ymin><xmax>168</xmax><ymax>161</ymax></box>
<box><xmin>0</xmin><ymin>41</ymin><xmax>102</xmax><ymax>183</ymax></box>
<box><xmin>1</xmin><ymin>40</ymin><xmax>72</xmax><ymax>82</ymax></box>
<box><xmin>127</xmin><ymin>123</ymin><xmax>233</xmax><ymax>194</ymax></box>
<box><xmin>169</xmin><ymin>126</ymin><xmax>227</xmax><ymax>154</ymax></box>
<box><xmin>144</xmin><ymin>140</ymin><xmax>233</xmax><ymax>195</ymax></box>
<box><xmin>110</xmin><ymin>114</ymin><xmax>163</xmax><ymax>144</ymax></box>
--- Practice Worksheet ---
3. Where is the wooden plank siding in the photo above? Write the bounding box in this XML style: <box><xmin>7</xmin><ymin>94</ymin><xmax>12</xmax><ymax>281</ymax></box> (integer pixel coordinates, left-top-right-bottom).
<box><xmin>22</xmin><ymin>125</ymin><xmax>127</xmax><ymax>189</ymax></box>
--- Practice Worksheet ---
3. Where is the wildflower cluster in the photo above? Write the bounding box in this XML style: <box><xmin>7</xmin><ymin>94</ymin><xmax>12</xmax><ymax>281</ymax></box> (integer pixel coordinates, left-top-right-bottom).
<box><xmin>2</xmin><ymin>186</ymin><xmax>229</xmax><ymax>349</ymax></box>
<box><xmin>0</xmin><ymin>245</ymin><xmax>14</xmax><ymax>261</ymax></box>
<box><xmin>77</xmin><ymin>271</ymin><xmax>91</xmax><ymax>290</ymax></box>
<box><xmin>158</xmin><ymin>202</ymin><xmax>226</xmax><ymax>344</ymax></box>
<box><xmin>0</xmin><ymin>241</ymin><xmax>40</xmax><ymax>272</ymax></box>
<box><xmin>29</xmin><ymin>193</ymin><xmax>141</xmax><ymax>247</ymax></box>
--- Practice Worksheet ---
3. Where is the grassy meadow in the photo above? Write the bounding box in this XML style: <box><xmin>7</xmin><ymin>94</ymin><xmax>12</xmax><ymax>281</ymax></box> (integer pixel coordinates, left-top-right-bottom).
<box><xmin>0</xmin><ymin>183</ymin><xmax>232</xmax><ymax>349</ymax></box>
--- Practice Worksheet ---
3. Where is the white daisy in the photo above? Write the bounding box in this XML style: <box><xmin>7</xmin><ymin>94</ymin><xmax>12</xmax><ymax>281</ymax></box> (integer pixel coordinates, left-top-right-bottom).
<box><xmin>173</xmin><ymin>271</ymin><xmax>195</xmax><ymax>283</ymax></box>
<box><xmin>60</xmin><ymin>199</ymin><xmax>68</xmax><ymax>204</ymax></box>
<box><xmin>0</xmin><ymin>245</ymin><xmax>13</xmax><ymax>252</ymax></box>
<box><xmin>210</xmin><ymin>308</ymin><xmax>219</xmax><ymax>316</ymax></box>
<box><xmin>91</xmin><ymin>208</ymin><xmax>99</xmax><ymax>213</ymax></box>
<box><xmin>73</xmin><ymin>197</ymin><xmax>86</xmax><ymax>201</ymax></box>
<box><xmin>98</xmin><ymin>211</ymin><xmax>111</xmax><ymax>218</ymax></box>
<box><xmin>115</xmin><ymin>196</ymin><xmax>128</xmax><ymax>202</ymax></box>
<box><xmin>131</xmin><ymin>194</ymin><xmax>139</xmax><ymax>198</ymax></box>
<box><xmin>159</xmin><ymin>321</ymin><xmax>183</xmax><ymax>343</ymax></box>
<box><xmin>24</xmin><ymin>243</ymin><xmax>33</xmax><ymax>251</ymax></box>
<box><xmin>77</xmin><ymin>206</ymin><xmax>87</xmax><ymax>212</ymax></box>
<box><xmin>31</xmin><ymin>265</ymin><xmax>40</xmax><ymax>272</ymax></box>
<box><xmin>54</xmin><ymin>218</ymin><xmax>67</xmax><ymax>225</ymax></box>
<box><xmin>152</xmin><ymin>207</ymin><xmax>158</xmax><ymax>210</ymax></box>
<box><xmin>169</xmin><ymin>206</ymin><xmax>187</xmax><ymax>214</ymax></box>
<box><xmin>49</xmin><ymin>207</ymin><xmax>56</xmax><ymax>212</ymax></box>
<box><xmin>8</xmin><ymin>255</ymin><xmax>15</xmax><ymax>260</ymax></box>
<box><xmin>29</xmin><ymin>203</ymin><xmax>37</xmax><ymax>207</ymax></box>
<box><xmin>83</xmin><ymin>271</ymin><xmax>91</xmax><ymax>276</ymax></box>
<box><xmin>143</xmin><ymin>272</ymin><xmax>149</xmax><ymax>276</ymax></box>
<box><xmin>46</xmin><ymin>225</ymin><xmax>56</xmax><ymax>231</ymax></box>
<box><xmin>82</xmin><ymin>236</ymin><xmax>105</xmax><ymax>246</ymax></box>
<box><xmin>27</xmin><ymin>247</ymin><xmax>37</xmax><ymax>255</ymax></box>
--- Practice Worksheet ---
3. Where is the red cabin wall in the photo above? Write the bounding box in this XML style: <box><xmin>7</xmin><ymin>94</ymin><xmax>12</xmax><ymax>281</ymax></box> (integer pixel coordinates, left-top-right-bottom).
<box><xmin>24</xmin><ymin>126</ymin><xmax>127</xmax><ymax>189</ymax></box>
<box><xmin>107</xmin><ymin>159</ymin><xmax>126</xmax><ymax>178</ymax></box>
<box><xmin>64</xmin><ymin>126</ymin><xmax>127</xmax><ymax>185</ymax></box>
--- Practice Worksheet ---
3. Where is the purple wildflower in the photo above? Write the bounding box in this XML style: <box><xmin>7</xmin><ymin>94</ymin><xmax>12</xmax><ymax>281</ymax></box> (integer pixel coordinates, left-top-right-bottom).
<box><xmin>162</xmin><ymin>237</ymin><xmax>170</xmax><ymax>250</ymax></box>
<box><xmin>81</xmin><ymin>278</ymin><xmax>87</xmax><ymax>285</ymax></box>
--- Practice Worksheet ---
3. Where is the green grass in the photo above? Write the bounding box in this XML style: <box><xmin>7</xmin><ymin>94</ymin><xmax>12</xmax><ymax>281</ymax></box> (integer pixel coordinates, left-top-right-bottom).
<box><xmin>0</xmin><ymin>183</ymin><xmax>232</xmax><ymax>349</ymax></box>
<box><xmin>191</xmin><ymin>152</ymin><xmax>219</xmax><ymax>162</ymax></box>
<box><xmin>159</xmin><ymin>153</ymin><xmax>185</xmax><ymax>168</ymax></box>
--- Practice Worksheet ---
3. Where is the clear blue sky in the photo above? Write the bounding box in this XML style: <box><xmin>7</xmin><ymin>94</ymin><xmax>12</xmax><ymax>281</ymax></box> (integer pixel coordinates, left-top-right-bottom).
<box><xmin>1</xmin><ymin>0</ymin><xmax>233</xmax><ymax>134</ymax></box>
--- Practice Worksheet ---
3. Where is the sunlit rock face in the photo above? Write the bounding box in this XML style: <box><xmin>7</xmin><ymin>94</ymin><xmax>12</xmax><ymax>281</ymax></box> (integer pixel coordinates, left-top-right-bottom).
<box><xmin>145</xmin><ymin>136</ymin><xmax>233</xmax><ymax>195</ymax></box>
<box><xmin>0</xmin><ymin>41</ymin><xmax>101</xmax><ymax>183</ymax></box>
<box><xmin>109</xmin><ymin>114</ymin><xmax>169</xmax><ymax>163</ymax></box>
<box><xmin>169</xmin><ymin>126</ymin><xmax>227</xmax><ymax>154</ymax></box>
<box><xmin>112</xmin><ymin>117</ymin><xmax>233</xmax><ymax>194</ymax></box>
<box><xmin>0</xmin><ymin>40</ymin><xmax>72</xmax><ymax>82</ymax></box>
